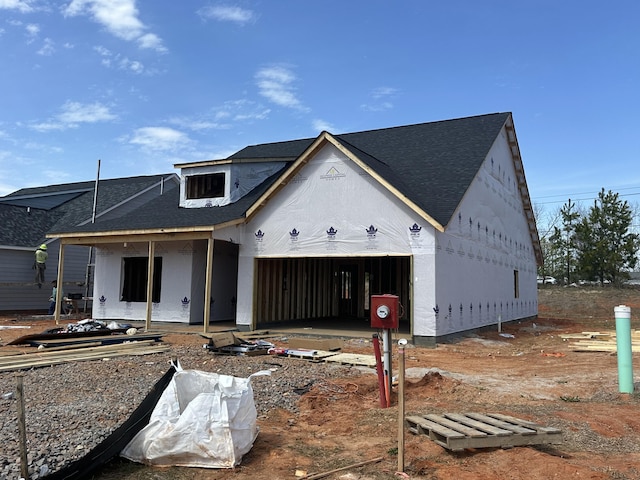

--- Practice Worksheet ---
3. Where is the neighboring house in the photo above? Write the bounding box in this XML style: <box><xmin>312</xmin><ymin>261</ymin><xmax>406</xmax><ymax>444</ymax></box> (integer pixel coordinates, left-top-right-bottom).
<box><xmin>0</xmin><ymin>174</ymin><xmax>179</xmax><ymax>313</ymax></box>
<box><xmin>47</xmin><ymin>113</ymin><xmax>541</xmax><ymax>345</ymax></box>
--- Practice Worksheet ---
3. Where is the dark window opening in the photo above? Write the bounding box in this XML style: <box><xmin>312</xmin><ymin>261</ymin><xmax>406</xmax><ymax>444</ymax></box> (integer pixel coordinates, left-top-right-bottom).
<box><xmin>121</xmin><ymin>257</ymin><xmax>162</xmax><ymax>303</ymax></box>
<box><xmin>186</xmin><ymin>173</ymin><xmax>225</xmax><ymax>199</ymax></box>
<box><xmin>514</xmin><ymin>270</ymin><xmax>519</xmax><ymax>298</ymax></box>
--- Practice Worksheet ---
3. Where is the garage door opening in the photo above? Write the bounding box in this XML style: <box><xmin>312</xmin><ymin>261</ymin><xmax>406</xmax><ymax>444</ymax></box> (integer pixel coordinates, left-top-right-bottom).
<box><xmin>254</xmin><ymin>256</ymin><xmax>410</xmax><ymax>329</ymax></box>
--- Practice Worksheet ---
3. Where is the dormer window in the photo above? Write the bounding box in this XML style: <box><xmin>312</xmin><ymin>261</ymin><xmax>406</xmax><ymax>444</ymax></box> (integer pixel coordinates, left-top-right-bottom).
<box><xmin>186</xmin><ymin>173</ymin><xmax>225</xmax><ymax>199</ymax></box>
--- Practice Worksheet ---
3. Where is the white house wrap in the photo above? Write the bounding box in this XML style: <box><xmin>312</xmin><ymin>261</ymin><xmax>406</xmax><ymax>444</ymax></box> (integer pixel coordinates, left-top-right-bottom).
<box><xmin>47</xmin><ymin>112</ymin><xmax>541</xmax><ymax>345</ymax></box>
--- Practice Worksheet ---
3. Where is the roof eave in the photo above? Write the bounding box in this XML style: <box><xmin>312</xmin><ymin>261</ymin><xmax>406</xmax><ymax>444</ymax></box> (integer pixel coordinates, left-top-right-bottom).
<box><xmin>47</xmin><ymin>218</ymin><xmax>244</xmax><ymax>245</ymax></box>
<box><xmin>504</xmin><ymin>114</ymin><xmax>543</xmax><ymax>266</ymax></box>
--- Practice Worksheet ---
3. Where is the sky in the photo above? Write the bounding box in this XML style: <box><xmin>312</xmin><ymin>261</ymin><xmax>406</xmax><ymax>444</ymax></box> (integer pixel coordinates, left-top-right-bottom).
<box><xmin>1</xmin><ymin>0</ymin><xmax>639</xmax><ymax>228</ymax></box>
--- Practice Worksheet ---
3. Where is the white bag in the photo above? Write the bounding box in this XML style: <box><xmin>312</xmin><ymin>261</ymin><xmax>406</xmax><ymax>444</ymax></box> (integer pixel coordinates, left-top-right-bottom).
<box><xmin>121</xmin><ymin>361</ymin><xmax>271</xmax><ymax>468</ymax></box>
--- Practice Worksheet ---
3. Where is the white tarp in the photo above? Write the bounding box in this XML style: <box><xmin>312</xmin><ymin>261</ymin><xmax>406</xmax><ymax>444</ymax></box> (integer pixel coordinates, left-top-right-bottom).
<box><xmin>121</xmin><ymin>362</ymin><xmax>271</xmax><ymax>468</ymax></box>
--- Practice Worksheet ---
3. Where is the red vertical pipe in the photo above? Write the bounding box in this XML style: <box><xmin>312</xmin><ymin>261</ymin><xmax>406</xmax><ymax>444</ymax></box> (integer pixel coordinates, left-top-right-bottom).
<box><xmin>372</xmin><ymin>334</ymin><xmax>387</xmax><ymax>408</ymax></box>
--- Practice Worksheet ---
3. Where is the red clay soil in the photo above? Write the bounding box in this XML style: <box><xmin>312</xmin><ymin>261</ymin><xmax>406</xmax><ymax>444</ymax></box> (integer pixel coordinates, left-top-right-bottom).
<box><xmin>1</xmin><ymin>286</ymin><xmax>639</xmax><ymax>480</ymax></box>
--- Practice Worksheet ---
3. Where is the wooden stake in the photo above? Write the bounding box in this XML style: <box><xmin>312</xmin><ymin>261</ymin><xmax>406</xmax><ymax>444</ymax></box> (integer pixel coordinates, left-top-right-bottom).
<box><xmin>397</xmin><ymin>342</ymin><xmax>406</xmax><ymax>473</ymax></box>
<box><xmin>16</xmin><ymin>374</ymin><xmax>28</xmax><ymax>479</ymax></box>
<box><xmin>300</xmin><ymin>456</ymin><xmax>384</xmax><ymax>480</ymax></box>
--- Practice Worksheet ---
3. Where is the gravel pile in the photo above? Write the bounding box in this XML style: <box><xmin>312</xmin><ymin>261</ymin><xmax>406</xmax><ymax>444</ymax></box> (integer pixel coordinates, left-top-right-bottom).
<box><xmin>0</xmin><ymin>343</ymin><xmax>357</xmax><ymax>480</ymax></box>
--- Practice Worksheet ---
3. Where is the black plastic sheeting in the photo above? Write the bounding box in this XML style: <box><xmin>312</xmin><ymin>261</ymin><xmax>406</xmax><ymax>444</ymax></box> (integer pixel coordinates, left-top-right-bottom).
<box><xmin>44</xmin><ymin>364</ymin><xmax>177</xmax><ymax>480</ymax></box>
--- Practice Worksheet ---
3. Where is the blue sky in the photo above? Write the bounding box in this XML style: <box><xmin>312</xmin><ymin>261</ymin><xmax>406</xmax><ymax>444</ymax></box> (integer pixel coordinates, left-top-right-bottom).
<box><xmin>1</xmin><ymin>0</ymin><xmax>638</xmax><ymax>222</ymax></box>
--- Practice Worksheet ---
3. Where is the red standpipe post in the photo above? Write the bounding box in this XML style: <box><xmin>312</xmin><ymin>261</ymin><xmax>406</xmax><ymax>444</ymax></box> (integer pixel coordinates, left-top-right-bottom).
<box><xmin>372</xmin><ymin>334</ymin><xmax>387</xmax><ymax>408</ymax></box>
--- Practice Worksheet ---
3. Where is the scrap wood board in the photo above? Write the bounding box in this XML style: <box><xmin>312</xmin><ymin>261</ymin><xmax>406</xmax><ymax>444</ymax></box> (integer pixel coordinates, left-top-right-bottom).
<box><xmin>320</xmin><ymin>352</ymin><xmax>377</xmax><ymax>367</ymax></box>
<box><xmin>272</xmin><ymin>350</ymin><xmax>376</xmax><ymax>366</ymax></box>
<box><xmin>406</xmin><ymin>412</ymin><xmax>562</xmax><ymax>451</ymax></box>
<box><xmin>274</xmin><ymin>349</ymin><xmax>337</xmax><ymax>361</ymax></box>
<box><xmin>26</xmin><ymin>332</ymin><xmax>164</xmax><ymax>348</ymax></box>
<box><xmin>8</xmin><ymin>328</ymin><xmax>129</xmax><ymax>345</ymax></box>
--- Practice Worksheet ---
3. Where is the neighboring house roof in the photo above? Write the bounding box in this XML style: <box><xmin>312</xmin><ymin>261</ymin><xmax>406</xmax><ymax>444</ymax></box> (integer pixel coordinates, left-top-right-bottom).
<box><xmin>45</xmin><ymin>112</ymin><xmax>540</xmax><ymax>262</ymax></box>
<box><xmin>0</xmin><ymin>174</ymin><xmax>178</xmax><ymax>247</ymax></box>
<box><xmin>51</xmin><ymin>169</ymin><xmax>283</xmax><ymax>234</ymax></box>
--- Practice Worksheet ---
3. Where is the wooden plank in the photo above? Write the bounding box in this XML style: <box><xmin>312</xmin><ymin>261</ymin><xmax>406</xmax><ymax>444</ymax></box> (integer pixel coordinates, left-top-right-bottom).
<box><xmin>8</xmin><ymin>328</ymin><xmax>129</xmax><ymax>345</ymax></box>
<box><xmin>486</xmin><ymin>413</ymin><xmax>562</xmax><ymax>435</ymax></box>
<box><xmin>573</xmin><ymin>344</ymin><xmax>640</xmax><ymax>352</ymax></box>
<box><xmin>321</xmin><ymin>352</ymin><xmax>376</xmax><ymax>367</ymax></box>
<box><xmin>461</xmin><ymin>413</ymin><xmax>536</xmax><ymax>435</ymax></box>
<box><xmin>0</xmin><ymin>344</ymin><xmax>169</xmax><ymax>372</ymax></box>
<box><xmin>425</xmin><ymin>414</ymin><xmax>491</xmax><ymax>437</ymax></box>
<box><xmin>0</xmin><ymin>341</ymin><xmax>163</xmax><ymax>369</ymax></box>
<box><xmin>405</xmin><ymin>416</ymin><xmax>465</xmax><ymax>439</ymax></box>
<box><xmin>28</xmin><ymin>333</ymin><xmax>163</xmax><ymax>347</ymax></box>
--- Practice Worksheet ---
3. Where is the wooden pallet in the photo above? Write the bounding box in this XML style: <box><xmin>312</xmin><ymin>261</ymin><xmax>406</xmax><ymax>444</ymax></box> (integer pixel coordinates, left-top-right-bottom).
<box><xmin>406</xmin><ymin>413</ymin><xmax>562</xmax><ymax>451</ymax></box>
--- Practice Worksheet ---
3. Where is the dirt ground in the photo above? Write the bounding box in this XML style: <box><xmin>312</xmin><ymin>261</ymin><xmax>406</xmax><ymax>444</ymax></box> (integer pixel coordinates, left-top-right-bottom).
<box><xmin>2</xmin><ymin>287</ymin><xmax>640</xmax><ymax>480</ymax></box>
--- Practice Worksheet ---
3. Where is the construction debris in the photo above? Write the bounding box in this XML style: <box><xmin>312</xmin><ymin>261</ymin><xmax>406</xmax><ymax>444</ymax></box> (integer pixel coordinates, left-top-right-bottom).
<box><xmin>561</xmin><ymin>330</ymin><xmax>640</xmax><ymax>352</ymax></box>
<box><xmin>203</xmin><ymin>331</ymin><xmax>274</xmax><ymax>356</ymax></box>
<box><xmin>287</xmin><ymin>337</ymin><xmax>343</xmax><ymax>351</ymax></box>
<box><xmin>8</xmin><ymin>319</ymin><xmax>132</xmax><ymax>346</ymax></box>
<box><xmin>0</xmin><ymin>319</ymin><xmax>168</xmax><ymax>372</ymax></box>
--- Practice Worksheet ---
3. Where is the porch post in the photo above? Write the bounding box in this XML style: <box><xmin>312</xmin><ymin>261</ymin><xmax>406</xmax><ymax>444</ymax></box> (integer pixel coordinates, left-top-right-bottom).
<box><xmin>54</xmin><ymin>243</ymin><xmax>65</xmax><ymax>325</ymax></box>
<box><xmin>203</xmin><ymin>237</ymin><xmax>214</xmax><ymax>334</ymax></box>
<box><xmin>145</xmin><ymin>241</ymin><xmax>155</xmax><ymax>331</ymax></box>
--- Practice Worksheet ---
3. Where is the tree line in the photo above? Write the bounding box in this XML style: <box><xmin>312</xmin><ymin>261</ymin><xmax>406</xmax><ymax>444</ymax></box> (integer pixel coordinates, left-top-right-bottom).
<box><xmin>537</xmin><ymin>189</ymin><xmax>640</xmax><ymax>286</ymax></box>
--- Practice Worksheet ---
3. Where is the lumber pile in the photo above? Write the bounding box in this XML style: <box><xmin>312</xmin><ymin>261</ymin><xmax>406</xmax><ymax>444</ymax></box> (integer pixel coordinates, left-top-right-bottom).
<box><xmin>0</xmin><ymin>332</ymin><xmax>168</xmax><ymax>372</ymax></box>
<box><xmin>561</xmin><ymin>330</ymin><xmax>640</xmax><ymax>352</ymax></box>
<box><xmin>0</xmin><ymin>341</ymin><xmax>169</xmax><ymax>372</ymax></box>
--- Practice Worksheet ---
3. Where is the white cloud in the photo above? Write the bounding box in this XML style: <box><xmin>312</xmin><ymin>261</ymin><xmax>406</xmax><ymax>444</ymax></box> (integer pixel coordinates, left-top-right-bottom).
<box><xmin>119</xmin><ymin>57</ymin><xmax>144</xmax><ymax>73</ymax></box>
<box><xmin>372</xmin><ymin>87</ymin><xmax>398</xmax><ymax>99</ymax></box>
<box><xmin>361</xmin><ymin>86</ymin><xmax>399</xmax><ymax>112</ymax></box>
<box><xmin>129</xmin><ymin>126</ymin><xmax>190</xmax><ymax>151</ymax></box>
<box><xmin>93</xmin><ymin>46</ymin><xmax>146</xmax><ymax>73</ymax></box>
<box><xmin>168</xmin><ymin>100</ymin><xmax>271</xmax><ymax>132</ymax></box>
<box><xmin>63</xmin><ymin>0</ymin><xmax>166</xmax><ymax>52</ymax></box>
<box><xmin>198</xmin><ymin>5</ymin><xmax>256</xmax><ymax>24</ymax></box>
<box><xmin>312</xmin><ymin>119</ymin><xmax>334</xmax><ymax>133</ymax></box>
<box><xmin>30</xmin><ymin>122</ymin><xmax>67</xmax><ymax>132</ymax></box>
<box><xmin>30</xmin><ymin>101</ymin><xmax>117</xmax><ymax>131</ymax></box>
<box><xmin>233</xmin><ymin>110</ymin><xmax>270</xmax><ymax>121</ymax></box>
<box><xmin>37</xmin><ymin>37</ymin><xmax>55</xmax><ymax>56</ymax></box>
<box><xmin>169</xmin><ymin>117</ymin><xmax>226</xmax><ymax>131</ymax></box>
<box><xmin>0</xmin><ymin>0</ymin><xmax>34</xmax><ymax>13</ymax></box>
<box><xmin>25</xmin><ymin>23</ymin><xmax>39</xmax><ymax>35</ymax></box>
<box><xmin>255</xmin><ymin>65</ymin><xmax>308</xmax><ymax>111</ymax></box>
<box><xmin>93</xmin><ymin>45</ymin><xmax>111</xmax><ymax>56</ymax></box>
<box><xmin>57</xmin><ymin>101</ymin><xmax>117</xmax><ymax>124</ymax></box>
<box><xmin>137</xmin><ymin>32</ymin><xmax>165</xmax><ymax>52</ymax></box>
<box><xmin>25</xmin><ymin>22</ymin><xmax>39</xmax><ymax>43</ymax></box>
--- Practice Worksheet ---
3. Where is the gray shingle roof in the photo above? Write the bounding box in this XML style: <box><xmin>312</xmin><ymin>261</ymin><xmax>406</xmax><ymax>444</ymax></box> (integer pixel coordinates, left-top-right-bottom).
<box><xmin>0</xmin><ymin>174</ymin><xmax>176</xmax><ymax>246</ymax></box>
<box><xmin>27</xmin><ymin>113</ymin><xmax>516</xmax><ymax>238</ymax></box>
<box><xmin>232</xmin><ymin>112</ymin><xmax>511</xmax><ymax>227</ymax></box>
<box><xmin>48</xmin><ymin>169</ymin><xmax>283</xmax><ymax>234</ymax></box>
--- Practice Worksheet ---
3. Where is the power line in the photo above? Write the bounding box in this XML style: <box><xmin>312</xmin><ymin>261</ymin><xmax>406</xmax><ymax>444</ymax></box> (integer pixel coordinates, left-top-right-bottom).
<box><xmin>533</xmin><ymin>191</ymin><xmax>640</xmax><ymax>206</ymax></box>
<box><xmin>532</xmin><ymin>184</ymin><xmax>640</xmax><ymax>200</ymax></box>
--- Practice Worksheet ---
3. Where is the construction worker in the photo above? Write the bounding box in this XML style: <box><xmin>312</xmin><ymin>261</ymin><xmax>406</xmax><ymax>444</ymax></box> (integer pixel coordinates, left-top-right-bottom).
<box><xmin>34</xmin><ymin>243</ymin><xmax>48</xmax><ymax>288</ymax></box>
